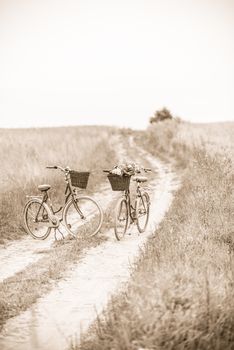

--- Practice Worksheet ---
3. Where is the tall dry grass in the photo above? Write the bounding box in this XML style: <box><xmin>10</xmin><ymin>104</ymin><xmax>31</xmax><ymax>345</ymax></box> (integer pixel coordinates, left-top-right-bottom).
<box><xmin>77</xmin><ymin>121</ymin><xmax>234</xmax><ymax>350</ymax></box>
<box><xmin>178</xmin><ymin>121</ymin><xmax>234</xmax><ymax>158</ymax></box>
<box><xmin>0</xmin><ymin>126</ymin><xmax>117</xmax><ymax>243</ymax></box>
<box><xmin>134</xmin><ymin>119</ymin><xmax>190</xmax><ymax>169</ymax></box>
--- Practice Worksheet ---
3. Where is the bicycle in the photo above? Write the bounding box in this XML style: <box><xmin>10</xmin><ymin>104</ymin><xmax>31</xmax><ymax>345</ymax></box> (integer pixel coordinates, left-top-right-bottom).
<box><xmin>23</xmin><ymin>165</ymin><xmax>103</xmax><ymax>240</ymax></box>
<box><xmin>103</xmin><ymin>167</ymin><xmax>151</xmax><ymax>240</ymax></box>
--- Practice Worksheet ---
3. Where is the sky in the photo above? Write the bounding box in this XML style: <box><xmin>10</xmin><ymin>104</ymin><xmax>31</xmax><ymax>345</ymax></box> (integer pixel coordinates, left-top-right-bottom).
<box><xmin>0</xmin><ymin>0</ymin><xmax>233</xmax><ymax>129</ymax></box>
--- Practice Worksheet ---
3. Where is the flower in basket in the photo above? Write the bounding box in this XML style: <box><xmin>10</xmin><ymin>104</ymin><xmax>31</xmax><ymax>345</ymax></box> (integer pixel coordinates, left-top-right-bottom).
<box><xmin>110</xmin><ymin>162</ymin><xmax>142</xmax><ymax>176</ymax></box>
<box><xmin>111</xmin><ymin>167</ymin><xmax>122</xmax><ymax>176</ymax></box>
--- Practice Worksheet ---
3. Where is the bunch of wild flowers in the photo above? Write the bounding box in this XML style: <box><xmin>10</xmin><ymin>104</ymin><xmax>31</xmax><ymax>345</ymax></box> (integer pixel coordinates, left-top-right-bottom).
<box><xmin>110</xmin><ymin>162</ymin><xmax>142</xmax><ymax>176</ymax></box>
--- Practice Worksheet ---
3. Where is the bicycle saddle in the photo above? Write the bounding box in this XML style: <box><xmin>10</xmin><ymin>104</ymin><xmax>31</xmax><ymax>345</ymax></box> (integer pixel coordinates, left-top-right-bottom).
<box><xmin>38</xmin><ymin>184</ymin><xmax>51</xmax><ymax>192</ymax></box>
<box><xmin>133</xmin><ymin>176</ymin><xmax>148</xmax><ymax>183</ymax></box>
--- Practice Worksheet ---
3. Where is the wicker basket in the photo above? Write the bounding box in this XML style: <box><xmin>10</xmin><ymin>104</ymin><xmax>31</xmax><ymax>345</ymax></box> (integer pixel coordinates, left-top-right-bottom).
<box><xmin>70</xmin><ymin>171</ymin><xmax>90</xmax><ymax>189</ymax></box>
<box><xmin>107</xmin><ymin>174</ymin><xmax>131</xmax><ymax>191</ymax></box>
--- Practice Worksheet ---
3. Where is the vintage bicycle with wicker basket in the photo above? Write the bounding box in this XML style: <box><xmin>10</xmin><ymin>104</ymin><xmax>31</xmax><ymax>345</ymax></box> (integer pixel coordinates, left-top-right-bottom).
<box><xmin>23</xmin><ymin>165</ymin><xmax>103</xmax><ymax>240</ymax></box>
<box><xmin>103</xmin><ymin>163</ymin><xmax>151</xmax><ymax>240</ymax></box>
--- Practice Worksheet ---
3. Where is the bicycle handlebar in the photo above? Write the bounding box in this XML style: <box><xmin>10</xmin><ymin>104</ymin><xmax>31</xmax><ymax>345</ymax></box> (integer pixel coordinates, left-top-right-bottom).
<box><xmin>144</xmin><ymin>168</ymin><xmax>152</xmax><ymax>172</ymax></box>
<box><xmin>46</xmin><ymin>166</ymin><xmax>58</xmax><ymax>169</ymax></box>
<box><xmin>47</xmin><ymin>166</ymin><xmax>151</xmax><ymax>174</ymax></box>
<box><xmin>46</xmin><ymin>165</ymin><xmax>71</xmax><ymax>172</ymax></box>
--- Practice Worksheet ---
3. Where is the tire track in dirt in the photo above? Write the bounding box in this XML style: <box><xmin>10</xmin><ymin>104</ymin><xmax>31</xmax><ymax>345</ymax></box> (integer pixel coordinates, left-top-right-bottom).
<box><xmin>0</xmin><ymin>184</ymin><xmax>116</xmax><ymax>283</ymax></box>
<box><xmin>0</xmin><ymin>135</ymin><xmax>125</xmax><ymax>283</ymax></box>
<box><xmin>0</xmin><ymin>139</ymin><xmax>180</xmax><ymax>350</ymax></box>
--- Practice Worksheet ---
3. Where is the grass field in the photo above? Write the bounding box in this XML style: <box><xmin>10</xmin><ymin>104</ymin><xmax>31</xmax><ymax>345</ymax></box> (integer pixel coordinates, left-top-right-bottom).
<box><xmin>0</xmin><ymin>125</ymin><xmax>117</xmax><ymax>243</ymax></box>
<box><xmin>1</xmin><ymin>121</ymin><xmax>233</xmax><ymax>348</ymax></box>
<box><xmin>77</xmin><ymin>121</ymin><xmax>234</xmax><ymax>350</ymax></box>
<box><xmin>0</xmin><ymin>125</ymin><xmax>121</xmax><ymax>326</ymax></box>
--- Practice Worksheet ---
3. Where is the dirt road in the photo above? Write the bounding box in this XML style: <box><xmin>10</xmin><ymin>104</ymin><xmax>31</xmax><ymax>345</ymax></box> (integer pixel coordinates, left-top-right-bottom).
<box><xmin>0</xmin><ymin>134</ymin><xmax>128</xmax><ymax>283</ymax></box>
<box><xmin>0</xmin><ymin>140</ymin><xmax>179</xmax><ymax>350</ymax></box>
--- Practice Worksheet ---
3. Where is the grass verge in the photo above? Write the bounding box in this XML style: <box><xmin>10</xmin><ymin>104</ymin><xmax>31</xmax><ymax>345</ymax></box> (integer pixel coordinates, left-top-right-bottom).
<box><xmin>76</xmin><ymin>122</ymin><xmax>234</xmax><ymax>350</ymax></box>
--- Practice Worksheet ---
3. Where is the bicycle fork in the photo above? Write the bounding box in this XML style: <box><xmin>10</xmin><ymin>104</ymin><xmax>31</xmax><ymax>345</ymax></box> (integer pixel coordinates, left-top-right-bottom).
<box><xmin>72</xmin><ymin>197</ymin><xmax>85</xmax><ymax>220</ymax></box>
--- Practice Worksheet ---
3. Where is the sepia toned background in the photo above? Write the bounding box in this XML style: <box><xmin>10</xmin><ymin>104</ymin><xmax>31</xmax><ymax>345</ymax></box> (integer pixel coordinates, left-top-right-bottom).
<box><xmin>0</xmin><ymin>2</ymin><xmax>233</xmax><ymax>350</ymax></box>
<box><xmin>0</xmin><ymin>0</ymin><xmax>234</xmax><ymax>128</ymax></box>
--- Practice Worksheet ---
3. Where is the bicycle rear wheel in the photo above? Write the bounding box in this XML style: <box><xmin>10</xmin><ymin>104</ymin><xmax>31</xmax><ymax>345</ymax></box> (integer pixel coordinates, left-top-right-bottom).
<box><xmin>136</xmin><ymin>192</ymin><xmax>150</xmax><ymax>233</ymax></box>
<box><xmin>114</xmin><ymin>197</ymin><xmax>129</xmax><ymax>241</ymax></box>
<box><xmin>24</xmin><ymin>198</ymin><xmax>51</xmax><ymax>239</ymax></box>
<box><xmin>63</xmin><ymin>196</ymin><xmax>103</xmax><ymax>237</ymax></box>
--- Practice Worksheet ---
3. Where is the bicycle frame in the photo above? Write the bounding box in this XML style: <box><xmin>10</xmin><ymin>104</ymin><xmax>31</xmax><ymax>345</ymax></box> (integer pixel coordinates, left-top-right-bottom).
<box><xmin>34</xmin><ymin>172</ymin><xmax>84</xmax><ymax>227</ymax></box>
<box><xmin>25</xmin><ymin>165</ymin><xmax>104</xmax><ymax>240</ymax></box>
<box><xmin>123</xmin><ymin>182</ymin><xmax>146</xmax><ymax>223</ymax></box>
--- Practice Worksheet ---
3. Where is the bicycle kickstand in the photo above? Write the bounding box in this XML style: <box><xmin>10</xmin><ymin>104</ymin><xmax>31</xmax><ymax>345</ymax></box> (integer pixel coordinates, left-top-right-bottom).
<box><xmin>54</xmin><ymin>228</ymin><xmax>65</xmax><ymax>241</ymax></box>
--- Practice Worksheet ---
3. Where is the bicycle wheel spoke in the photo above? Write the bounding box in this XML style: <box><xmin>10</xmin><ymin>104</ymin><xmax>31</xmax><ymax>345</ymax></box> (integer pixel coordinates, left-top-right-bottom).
<box><xmin>64</xmin><ymin>196</ymin><xmax>103</xmax><ymax>237</ymax></box>
<box><xmin>114</xmin><ymin>198</ymin><xmax>128</xmax><ymax>240</ymax></box>
<box><xmin>24</xmin><ymin>200</ymin><xmax>51</xmax><ymax>239</ymax></box>
<box><xmin>27</xmin><ymin>210</ymin><xmax>37</xmax><ymax>220</ymax></box>
<box><xmin>136</xmin><ymin>193</ymin><xmax>150</xmax><ymax>233</ymax></box>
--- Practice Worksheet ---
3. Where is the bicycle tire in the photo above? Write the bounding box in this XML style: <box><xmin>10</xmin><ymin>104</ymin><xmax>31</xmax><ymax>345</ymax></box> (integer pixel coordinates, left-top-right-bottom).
<box><xmin>114</xmin><ymin>197</ymin><xmax>129</xmax><ymax>241</ymax></box>
<box><xmin>23</xmin><ymin>198</ymin><xmax>51</xmax><ymax>240</ymax></box>
<box><xmin>136</xmin><ymin>192</ymin><xmax>150</xmax><ymax>233</ymax></box>
<box><xmin>63</xmin><ymin>196</ymin><xmax>103</xmax><ymax>237</ymax></box>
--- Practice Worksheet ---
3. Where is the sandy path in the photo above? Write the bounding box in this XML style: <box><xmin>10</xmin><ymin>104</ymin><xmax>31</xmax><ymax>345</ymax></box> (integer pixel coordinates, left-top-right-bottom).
<box><xmin>0</xmin><ymin>142</ymin><xmax>180</xmax><ymax>350</ymax></box>
<box><xmin>0</xmin><ymin>184</ymin><xmax>117</xmax><ymax>283</ymax></box>
<box><xmin>0</xmin><ymin>135</ymin><xmax>126</xmax><ymax>283</ymax></box>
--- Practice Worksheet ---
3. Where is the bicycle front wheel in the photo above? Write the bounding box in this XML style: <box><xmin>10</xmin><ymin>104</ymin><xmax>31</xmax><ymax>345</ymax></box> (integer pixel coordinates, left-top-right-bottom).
<box><xmin>136</xmin><ymin>192</ymin><xmax>150</xmax><ymax>233</ymax></box>
<box><xmin>63</xmin><ymin>196</ymin><xmax>103</xmax><ymax>237</ymax></box>
<box><xmin>114</xmin><ymin>197</ymin><xmax>129</xmax><ymax>241</ymax></box>
<box><xmin>23</xmin><ymin>198</ymin><xmax>51</xmax><ymax>239</ymax></box>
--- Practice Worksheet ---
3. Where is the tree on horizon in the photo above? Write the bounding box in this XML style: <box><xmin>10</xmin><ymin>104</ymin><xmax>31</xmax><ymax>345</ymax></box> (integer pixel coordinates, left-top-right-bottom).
<box><xmin>150</xmin><ymin>107</ymin><xmax>173</xmax><ymax>124</ymax></box>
